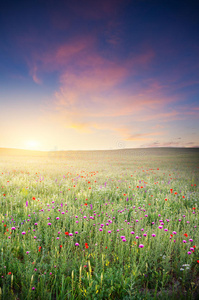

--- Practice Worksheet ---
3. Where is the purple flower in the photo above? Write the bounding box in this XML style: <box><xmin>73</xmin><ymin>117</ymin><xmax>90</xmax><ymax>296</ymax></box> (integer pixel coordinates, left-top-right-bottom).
<box><xmin>75</xmin><ymin>231</ymin><xmax>78</xmax><ymax>234</ymax></box>
<box><xmin>152</xmin><ymin>234</ymin><xmax>156</xmax><ymax>237</ymax></box>
<box><xmin>158</xmin><ymin>226</ymin><xmax>163</xmax><ymax>229</ymax></box>
<box><xmin>69</xmin><ymin>233</ymin><xmax>73</xmax><ymax>236</ymax></box>
<box><xmin>34</xmin><ymin>223</ymin><xmax>38</xmax><ymax>226</ymax></box>
<box><xmin>139</xmin><ymin>244</ymin><xmax>144</xmax><ymax>248</ymax></box>
<box><xmin>187</xmin><ymin>251</ymin><xmax>192</xmax><ymax>255</ymax></box>
<box><xmin>183</xmin><ymin>240</ymin><xmax>187</xmax><ymax>243</ymax></box>
<box><xmin>75</xmin><ymin>243</ymin><xmax>79</xmax><ymax>246</ymax></box>
<box><xmin>131</xmin><ymin>231</ymin><xmax>135</xmax><ymax>234</ymax></box>
<box><xmin>11</xmin><ymin>227</ymin><xmax>15</xmax><ymax>230</ymax></box>
<box><xmin>32</xmin><ymin>287</ymin><xmax>35</xmax><ymax>290</ymax></box>
<box><xmin>189</xmin><ymin>239</ymin><xmax>193</xmax><ymax>242</ymax></box>
<box><xmin>56</xmin><ymin>217</ymin><xmax>59</xmax><ymax>220</ymax></box>
<box><xmin>48</xmin><ymin>223</ymin><xmax>51</xmax><ymax>226</ymax></box>
<box><xmin>22</xmin><ymin>231</ymin><xmax>26</xmax><ymax>235</ymax></box>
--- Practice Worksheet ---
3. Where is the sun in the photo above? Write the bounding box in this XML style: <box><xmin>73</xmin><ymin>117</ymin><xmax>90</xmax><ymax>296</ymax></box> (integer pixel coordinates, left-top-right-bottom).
<box><xmin>25</xmin><ymin>140</ymin><xmax>40</xmax><ymax>150</ymax></box>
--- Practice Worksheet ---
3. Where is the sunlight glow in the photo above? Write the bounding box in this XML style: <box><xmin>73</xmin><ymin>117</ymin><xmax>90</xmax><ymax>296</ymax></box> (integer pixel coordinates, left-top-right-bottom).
<box><xmin>25</xmin><ymin>140</ymin><xmax>40</xmax><ymax>150</ymax></box>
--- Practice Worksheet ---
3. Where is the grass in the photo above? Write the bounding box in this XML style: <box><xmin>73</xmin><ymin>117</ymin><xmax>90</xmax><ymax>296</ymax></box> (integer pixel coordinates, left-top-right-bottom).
<box><xmin>0</xmin><ymin>148</ymin><xmax>199</xmax><ymax>299</ymax></box>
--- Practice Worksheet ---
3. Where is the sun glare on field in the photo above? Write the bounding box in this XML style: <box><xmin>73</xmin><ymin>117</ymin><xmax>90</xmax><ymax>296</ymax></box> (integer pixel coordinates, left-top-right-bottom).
<box><xmin>25</xmin><ymin>140</ymin><xmax>40</xmax><ymax>150</ymax></box>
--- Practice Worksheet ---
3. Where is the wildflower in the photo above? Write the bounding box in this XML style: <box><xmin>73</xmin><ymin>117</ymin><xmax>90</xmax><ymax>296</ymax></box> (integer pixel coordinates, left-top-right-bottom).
<box><xmin>164</xmin><ymin>228</ymin><xmax>168</xmax><ymax>231</ymax></box>
<box><xmin>22</xmin><ymin>231</ymin><xmax>26</xmax><ymax>235</ymax></box>
<box><xmin>158</xmin><ymin>226</ymin><xmax>163</xmax><ymax>229</ymax></box>
<box><xmin>139</xmin><ymin>244</ymin><xmax>144</xmax><ymax>248</ymax></box>
<box><xmin>183</xmin><ymin>240</ymin><xmax>187</xmax><ymax>243</ymax></box>
<box><xmin>56</xmin><ymin>217</ymin><xmax>59</xmax><ymax>220</ymax></box>
<box><xmin>65</xmin><ymin>232</ymin><xmax>69</xmax><ymax>235</ymax></box>
<box><xmin>131</xmin><ymin>231</ymin><xmax>135</xmax><ymax>234</ymax></box>
<box><xmin>48</xmin><ymin>223</ymin><xmax>51</xmax><ymax>226</ymax></box>
<box><xmin>143</xmin><ymin>233</ymin><xmax>147</xmax><ymax>237</ymax></box>
<box><xmin>75</xmin><ymin>231</ymin><xmax>78</xmax><ymax>234</ymax></box>
<box><xmin>187</xmin><ymin>251</ymin><xmax>192</xmax><ymax>255</ymax></box>
<box><xmin>8</xmin><ymin>272</ymin><xmax>11</xmax><ymax>275</ymax></box>
<box><xmin>11</xmin><ymin>227</ymin><xmax>15</xmax><ymax>230</ymax></box>
<box><xmin>32</xmin><ymin>287</ymin><xmax>35</xmax><ymax>290</ymax></box>
<box><xmin>136</xmin><ymin>236</ymin><xmax>139</xmax><ymax>239</ymax></box>
<box><xmin>49</xmin><ymin>272</ymin><xmax>52</xmax><ymax>275</ymax></box>
<box><xmin>26</xmin><ymin>251</ymin><xmax>30</xmax><ymax>254</ymax></box>
<box><xmin>173</xmin><ymin>231</ymin><xmax>177</xmax><ymax>235</ymax></box>
<box><xmin>108</xmin><ymin>230</ymin><xmax>111</xmax><ymax>233</ymax></box>
<box><xmin>60</xmin><ymin>245</ymin><xmax>62</xmax><ymax>248</ymax></box>
<box><xmin>69</xmin><ymin>233</ymin><xmax>73</xmax><ymax>236</ymax></box>
<box><xmin>184</xmin><ymin>233</ymin><xmax>188</xmax><ymax>237</ymax></box>
<box><xmin>75</xmin><ymin>243</ymin><xmax>79</xmax><ymax>246</ymax></box>
<box><xmin>99</xmin><ymin>228</ymin><xmax>103</xmax><ymax>231</ymax></box>
<box><xmin>189</xmin><ymin>239</ymin><xmax>193</xmax><ymax>242</ymax></box>
<box><xmin>152</xmin><ymin>234</ymin><xmax>156</xmax><ymax>237</ymax></box>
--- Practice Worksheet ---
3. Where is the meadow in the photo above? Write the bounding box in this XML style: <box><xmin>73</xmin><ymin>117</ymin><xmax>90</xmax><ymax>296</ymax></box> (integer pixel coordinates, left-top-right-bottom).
<box><xmin>0</xmin><ymin>148</ymin><xmax>199</xmax><ymax>299</ymax></box>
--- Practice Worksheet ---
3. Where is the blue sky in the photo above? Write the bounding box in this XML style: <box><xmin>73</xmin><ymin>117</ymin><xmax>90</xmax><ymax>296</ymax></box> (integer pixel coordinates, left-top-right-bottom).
<box><xmin>0</xmin><ymin>0</ymin><xmax>199</xmax><ymax>150</ymax></box>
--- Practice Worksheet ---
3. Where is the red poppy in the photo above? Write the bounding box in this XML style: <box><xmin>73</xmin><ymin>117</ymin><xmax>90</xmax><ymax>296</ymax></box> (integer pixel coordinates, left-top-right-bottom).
<box><xmin>4</xmin><ymin>224</ymin><xmax>6</xmax><ymax>227</ymax></box>
<box><xmin>170</xmin><ymin>189</ymin><xmax>173</xmax><ymax>193</ymax></box>
<box><xmin>60</xmin><ymin>245</ymin><xmax>62</xmax><ymax>248</ymax></box>
<box><xmin>170</xmin><ymin>234</ymin><xmax>173</xmax><ymax>237</ymax></box>
<box><xmin>32</xmin><ymin>197</ymin><xmax>35</xmax><ymax>200</ymax></box>
<box><xmin>192</xmin><ymin>207</ymin><xmax>196</xmax><ymax>210</ymax></box>
<box><xmin>197</xmin><ymin>260</ymin><xmax>199</xmax><ymax>263</ymax></box>
<box><xmin>182</xmin><ymin>196</ymin><xmax>185</xmax><ymax>198</ymax></box>
<box><xmin>165</xmin><ymin>199</ymin><xmax>167</xmax><ymax>201</ymax></box>
<box><xmin>174</xmin><ymin>192</ymin><xmax>178</xmax><ymax>195</ymax></box>
<box><xmin>3</xmin><ymin>194</ymin><xmax>6</xmax><ymax>196</ymax></box>
<box><xmin>193</xmin><ymin>245</ymin><xmax>196</xmax><ymax>248</ymax></box>
<box><xmin>184</xmin><ymin>233</ymin><xmax>188</xmax><ymax>237</ymax></box>
<box><xmin>84</xmin><ymin>203</ymin><xmax>87</xmax><ymax>206</ymax></box>
<box><xmin>65</xmin><ymin>232</ymin><xmax>69</xmax><ymax>235</ymax></box>
<box><xmin>8</xmin><ymin>272</ymin><xmax>11</xmax><ymax>275</ymax></box>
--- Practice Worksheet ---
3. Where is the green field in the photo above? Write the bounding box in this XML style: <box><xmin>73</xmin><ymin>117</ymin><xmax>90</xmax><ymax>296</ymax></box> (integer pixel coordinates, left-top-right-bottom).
<box><xmin>0</xmin><ymin>148</ymin><xmax>199</xmax><ymax>299</ymax></box>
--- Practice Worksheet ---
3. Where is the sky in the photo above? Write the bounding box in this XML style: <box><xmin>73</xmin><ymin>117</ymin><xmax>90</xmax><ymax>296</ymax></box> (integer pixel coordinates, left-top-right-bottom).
<box><xmin>0</xmin><ymin>0</ymin><xmax>199</xmax><ymax>151</ymax></box>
